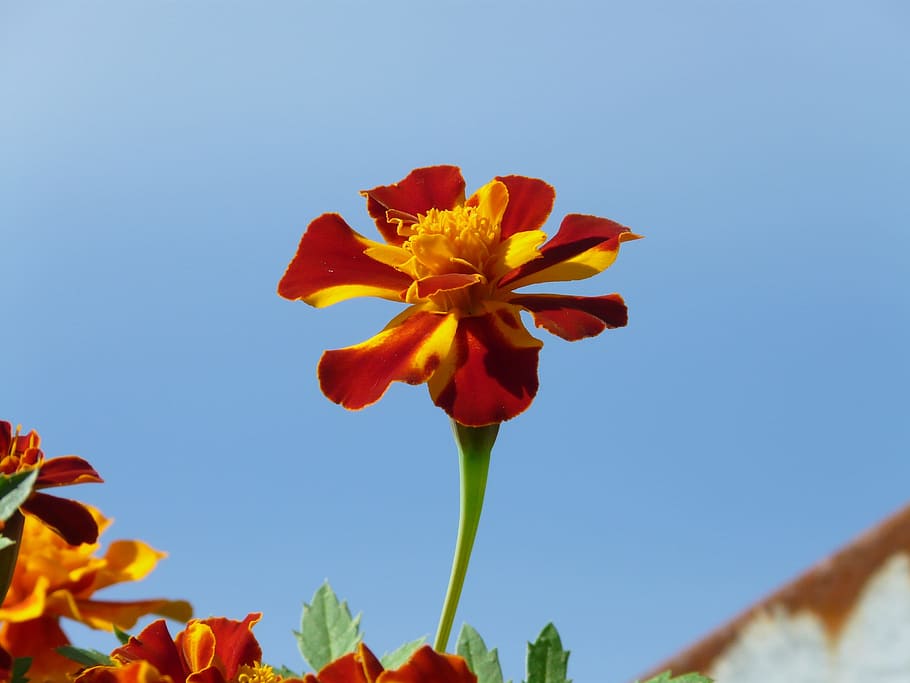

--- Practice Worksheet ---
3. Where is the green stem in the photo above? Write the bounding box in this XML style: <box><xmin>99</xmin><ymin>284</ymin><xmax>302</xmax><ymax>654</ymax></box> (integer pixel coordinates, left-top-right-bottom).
<box><xmin>433</xmin><ymin>420</ymin><xmax>499</xmax><ymax>652</ymax></box>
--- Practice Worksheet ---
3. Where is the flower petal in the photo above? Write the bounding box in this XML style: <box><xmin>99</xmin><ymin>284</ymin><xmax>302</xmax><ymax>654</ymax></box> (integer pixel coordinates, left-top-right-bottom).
<box><xmin>76</xmin><ymin>660</ymin><xmax>169</xmax><ymax>683</ymax></box>
<box><xmin>20</xmin><ymin>492</ymin><xmax>99</xmax><ymax>545</ymax></box>
<box><xmin>0</xmin><ymin>575</ymin><xmax>49</xmax><ymax>622</ymax></box>
<box><xmin>465</xmin><ymin>179</ymin><xmax>509</xmax><ymax>229</ymax></box>
<box><xmin>70</xmin><ymin>597</ymin><xmax>193</xmax><ymax>631</ymax></box>
<box><xmin>319</xmin><ymin>309</ymin><xmax>458</xmax><ymax>410</ymax></box>
<box><xmin>495</xmin><ymin>175</ymin><xmax>555</xmax><ymax>240</ymax></box>
<box><xmin>0</xmin><ymin>617</ymin><xmax>76</xmax><ymax>682</ymax></box>
<box><xmin>362</xmin><ymin>166</ymin><xmax>466</xmax><ymax>245</ymax></box>
<box><xmin>509</xmin><ymin>293</ymin><xmax>628</xmax><ymax>341</ymax></box>
<box><xmin>91</xmin><ymin>539</ymin><xmax>167</xmax><ymax>590</ymax></box>
<box><xmin>113</xmin><ymin>620</ymin><xmax>186</xmax><ymax>681</ymax></box>
<box><xmin>317</xmin><ymin>644</ymin><xmax>383</xmax><ymax>683</ymax></box>
<box><xmin>205</xmin><ymin>613</ymin><xmax>263</xmax><ymax>679</ymax></box>
<box><xmin>177</xmin><ymin>622</ymin><xmax>217</xmax><ymax>677</ymax></box>
<box><xmin>278</xmin><ymin>214</ymin><xmax>413</xmax><ymax>307</ymax></box>
<box><xmin>414</xmin><ymin>273</ymin><xmax>484</xmax><ymax>300</ymax></box>
<box><xmin>36</xmin><ymin>455</ymin><xmax>103</xmax><ymax>487</ymax></box>
<box><xmin>378</xmin><ymin>646</ymin><xmax>476</xmax><ymax>683</ymax></box>
<box><xmin>428</xmin><ymin>306</ymin><xmax>542</xmax><ymax>426</ymax></box>
<box><xmin>498</xmin><ymin>214</ymin><xmax>640</xmax><ymax>290</ymax></box>
<box><xmin>487</xmin><ymin>229</ymin><xmax>546</xmax><ymax>281</ymax></box>
<box><xmin>0</xmin><ymin>421</ymin><xmax>10</xmax><ymax>454</ymax></box>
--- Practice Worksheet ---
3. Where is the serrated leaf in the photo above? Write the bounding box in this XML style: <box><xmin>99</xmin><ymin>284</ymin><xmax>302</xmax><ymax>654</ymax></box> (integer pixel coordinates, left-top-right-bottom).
<box><xmin>456</xmin><ymin>624</ymin><xmax>507</xmax><ymax>683</ymax></box>
<box><xmin>56</xmin><ymin>646</ymin><xmax>113</xmax><ymax>667</ymax></box>
<box><xmin>0</xmin><ymin>470</ymin><xmax>38</xmax><ymax>522</ymax></box>
<box><xmin>113</xmin><ymin>626</ymin><xmax>131</xmax><ymax>645</ymax></box>
<box><xmin>380</xmin><ymin>636</ymin><xmax>426</xmax><ymax>670</ymax></box>
<box><xmin>296</xmin><ymin>581</ymin><xmax>363</xmax><ymax>671</ymax></box>
<box><xmin>11</xmin><ymin>657</ymin><xmax>31</xmax><ymax>683</ymax></box>
<box><xmin>636</xmin><ymin>673</ymin><xmax>713</xmax><ymax>683</ymax></box>
<box><xmin>524</xmin><ymin>624</ymin><xmax>569</xmax><ymax>683</ymax></box>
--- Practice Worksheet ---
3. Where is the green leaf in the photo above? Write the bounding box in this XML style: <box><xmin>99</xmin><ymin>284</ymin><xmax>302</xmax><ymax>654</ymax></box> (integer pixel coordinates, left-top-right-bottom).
<box><xmin>525</xmin><ymin>624</ymin><xmax>569</xmax><ymax>683</ymax></box>
<box><xmin>456</xmin><ymin>624</ymin><xmax>507</xmax><ymax>683</ymax></box>
<box><xmin>0</xmin><ymin>470</ymin><xmax>38</xmax><ymax>522</ymax></box>
<box><xmin>296</xmin><ymin>581</ymin><xmax>363</xmax><ymax>671</ymax></box>
<box><xmin>55</xmin><ymin>646</ymin><xmax>113</xmax><ymax>667</ymax></box>
<box><xmin>0</xmin><ymin>537</ymin><xmax>15</xmax><ymax>550</ymax></box>
<box><xmin>380</xmin><ymin>636</ymin><xmax>426</xmax><ymax>670</ymax></box>
<box><xmin>113</xmin><ymin>626</ymin><xmax>131</xmax><ymax>645</ymax></box>
<box><xmin>11</xmin><ymin>657</ymin><xmax>31</xmax><ymax>683</ymax></box>
<box><xmin>636</xmin><ymin>673</ymin><xmax>712</xmax><ymax>683</ymax></box>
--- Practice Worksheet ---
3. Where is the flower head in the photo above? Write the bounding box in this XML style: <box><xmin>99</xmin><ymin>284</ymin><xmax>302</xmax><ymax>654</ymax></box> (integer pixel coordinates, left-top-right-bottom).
<box><xmin>301</xmin><ymin>644</ymin><xmax>475</xmax><ymax>683</ymax></box>
<box><xmin>0</xmin><ymin>421</ymin><xmax>103</xmax><ymax>546</ymax></box>
<box><xmin>279</xmin><ymin>166</ymin><xmax>639</xmax><ymax>426</ymax></box>
<box><xmin>0</xmin><ymin>507</ymin><xmax>192</xmax><ymax>683</ymax></box>
<box><xmin>76</xmin><ymin>614</ymin><xmax>279</xmax><ymax>683</ymax></box>
<box><xmin>75</xmin><ymin>620</ymin><xmax>476</xmax><ymax>683</ymax></box>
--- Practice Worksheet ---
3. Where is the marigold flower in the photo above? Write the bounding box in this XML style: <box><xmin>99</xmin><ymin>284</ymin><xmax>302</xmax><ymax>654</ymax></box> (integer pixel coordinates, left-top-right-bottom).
<box><xmin>278</xmin><ymin>165</ymin><xmax>639</xmax><ymax>426</ymax></box>
<box><xmin>0</xmin><ymin>421</ymin><xmax>102</xmax><ymax>546</ymax></box>
<box><xmin>0</xmin><ymin>507</ymin><xmax>192</xmax><ymax>683</ymax></box>
<box><xmin>76</xmin><ymin>614</ymin><xmax>278</xmax><ymax>683</ymax></box>
<box><xmin>301</xmin><ymin>643</ymin><xmax>475</xmax><ymax>683</ymax></box>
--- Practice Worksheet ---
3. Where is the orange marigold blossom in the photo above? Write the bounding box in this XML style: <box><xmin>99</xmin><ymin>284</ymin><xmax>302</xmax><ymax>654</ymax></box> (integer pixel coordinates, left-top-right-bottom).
<box><xmin>76</xmin><ymin>619</ymin><xmax>476</xmax><ymax>683</ymax></box>
<box><xmin>0</xmin><ymin>420</ymin><xmax>103</xmax><ymax>546</ymax></box>
<box><xmin>76</xmin><ymin>614</ymin><xmax>287</xmax><ymax>683</ymax></box>
<box><xmin>301</xmin><ymin>643</ymin><xmax>476</xmax><ymax>683</ymax></box>
<box><xmin>278</xmin><ymin>165</ymin><xmax>640</xmax><ymax>426</ymax></box>
<box><xmin>0</xmin><ymin>507</ymin><xmax>191</xmax><ymax>683</ymax></box>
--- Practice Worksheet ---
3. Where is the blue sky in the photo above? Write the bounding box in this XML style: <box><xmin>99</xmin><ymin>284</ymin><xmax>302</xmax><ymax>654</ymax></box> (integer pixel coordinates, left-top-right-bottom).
<box><xmin>2</xmin><ymin>2</ymin><xmax>908</xmax><ymax>681</ymax></box>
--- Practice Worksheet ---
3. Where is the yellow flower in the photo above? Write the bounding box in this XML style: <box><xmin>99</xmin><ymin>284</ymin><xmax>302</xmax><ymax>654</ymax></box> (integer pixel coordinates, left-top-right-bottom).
<box><xmin>0</xmin><ymin>507</ymin><xmax>192</xmax><ymax>683</ymax></box>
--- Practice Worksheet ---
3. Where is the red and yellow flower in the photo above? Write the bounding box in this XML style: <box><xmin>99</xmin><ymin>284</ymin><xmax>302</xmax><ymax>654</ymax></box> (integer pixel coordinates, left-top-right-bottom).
<box><xmin>302</xmin><ymin>644</ymin><xmax>475</xmax><ymax>683</ymax></box>
<box><xmin>76</xmin><ymin>614</ymin><xmax>286</xmax><ymax>683</ymax></box>
<box><xmin>0</xmin><ymin>507</ymin><xmax>192</xmax><ymax>683</ymax></box>
<box><xmin>0</xmin><ymin>421</ymin><xmax>102</xmax><ymax>546</ymax></box>
<box><xmin>278</xmin><ymin>165</ymin><xmax>639</xmax><ymax>426</ymax></box>
<box><xmin>76</xmin><ymin>615</ymin><xmax>475</xmax><ymax>683</ymax></box>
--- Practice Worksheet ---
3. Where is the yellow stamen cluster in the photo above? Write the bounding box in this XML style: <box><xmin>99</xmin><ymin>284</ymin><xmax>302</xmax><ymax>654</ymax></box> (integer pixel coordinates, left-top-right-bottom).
<box><xmin>235</xmin><ymin>663</ymin><xmax>280</xmax><ymax>683</ymax></box>
<box><xmin>401</xmin><ymin>205</ymin><xmax>501</xmax><ymax>276</ymax></box>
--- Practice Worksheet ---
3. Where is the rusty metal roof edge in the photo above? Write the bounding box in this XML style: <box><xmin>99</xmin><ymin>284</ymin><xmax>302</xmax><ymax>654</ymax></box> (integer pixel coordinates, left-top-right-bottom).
<box><xmin>641</xmin><ymin>500</ymin><xmax>910</xmax><ymax>680</ymax></box>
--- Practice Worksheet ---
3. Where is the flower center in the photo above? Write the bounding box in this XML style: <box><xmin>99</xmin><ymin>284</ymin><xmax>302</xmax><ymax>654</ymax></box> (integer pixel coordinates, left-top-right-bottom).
<box><xmin>399</xmin><ymin>205</ymin><xmax>500</xmax><ymax>277</ymax></box>
<box><xmin>235</xmin><ymin>663</ymin><xmax>280</xmax><ymax>683</ymax></box>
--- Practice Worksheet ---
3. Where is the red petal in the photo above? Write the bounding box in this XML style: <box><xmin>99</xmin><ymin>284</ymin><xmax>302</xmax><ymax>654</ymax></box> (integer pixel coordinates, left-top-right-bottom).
<box><xmin>414</xmin><ymin>273</ymin><xmax>483</xmax><ymax>299</ymax></box>
<box><xmin>317</xmin><ymin>644</ymin><xmax>383</xmax><ymax>683</ymax></box>
<box><xmin>509</xmin><ymin>293</ymin><xmax>628</xmax><ymax>341</ymax></box>
<box><xmin>278</xmin><ymin>213</ymin><xmax>413</xmax><ymax>307</ymax></box>
<box><xmin>319</xmin><ymin>310</ymin><xmax>457</xmax><ymax>410</ymax></box>
<box><xmin>205</xmin><ymin>613</ymin><xmax>263</xmax><ymax>678</ymax></box>
<box><xmin>0</xmin><ymin>421</ymin><xmax>10</xmax><ymax>455</ymax></box>
<box><xmin>429</xmin><ymin>307</ymin><xmax>542</xmax><ymax>426</ymax></box>
<box><xmin>357</xmin><ymin>643</ymin><xmax>385</xmax><ymax>682</ymax></box>
<box><xmin>498</xmin><ymin>213</ymin><xmax>637</xmax><ymax>289</ymax></box>
<box><xmin>379</xmin><ymin>646</ymin><xmax>476</xmax><ymax>683</ymax></box>
<box><xmin>113</xmin><ymin>620</ymin><xmax>186</xmax><ymax>681</ymax></box>
<box><xmin>495</xmin><ymin>175</ymin><xmax>555</xmax><ymax>240</ymax></box>
<box><xmin>362</xmin><ymin>166</ymin><xmax>466</xmax><ymax>245</ymax></box>
<box><xmin>0</xmin><ymin>618</ymin><xmax>75</xmax><ymax>682</ymax></box>
<box><xmin>36</xmin><ymin>455</ymin><xmax>103</xmax><ymax>487</ymax></box>
<box><xmin>20</xmin><ymin>492</ymin><xmax>99</xmax><ymax>545</ymax></box>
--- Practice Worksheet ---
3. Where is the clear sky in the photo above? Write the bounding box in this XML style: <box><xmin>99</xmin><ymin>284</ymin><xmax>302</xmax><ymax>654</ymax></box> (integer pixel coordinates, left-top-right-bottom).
<box><xmin>2</xmin><ymin>2</ymin><xmax>908</xmax><ymax>681</ymax></box>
